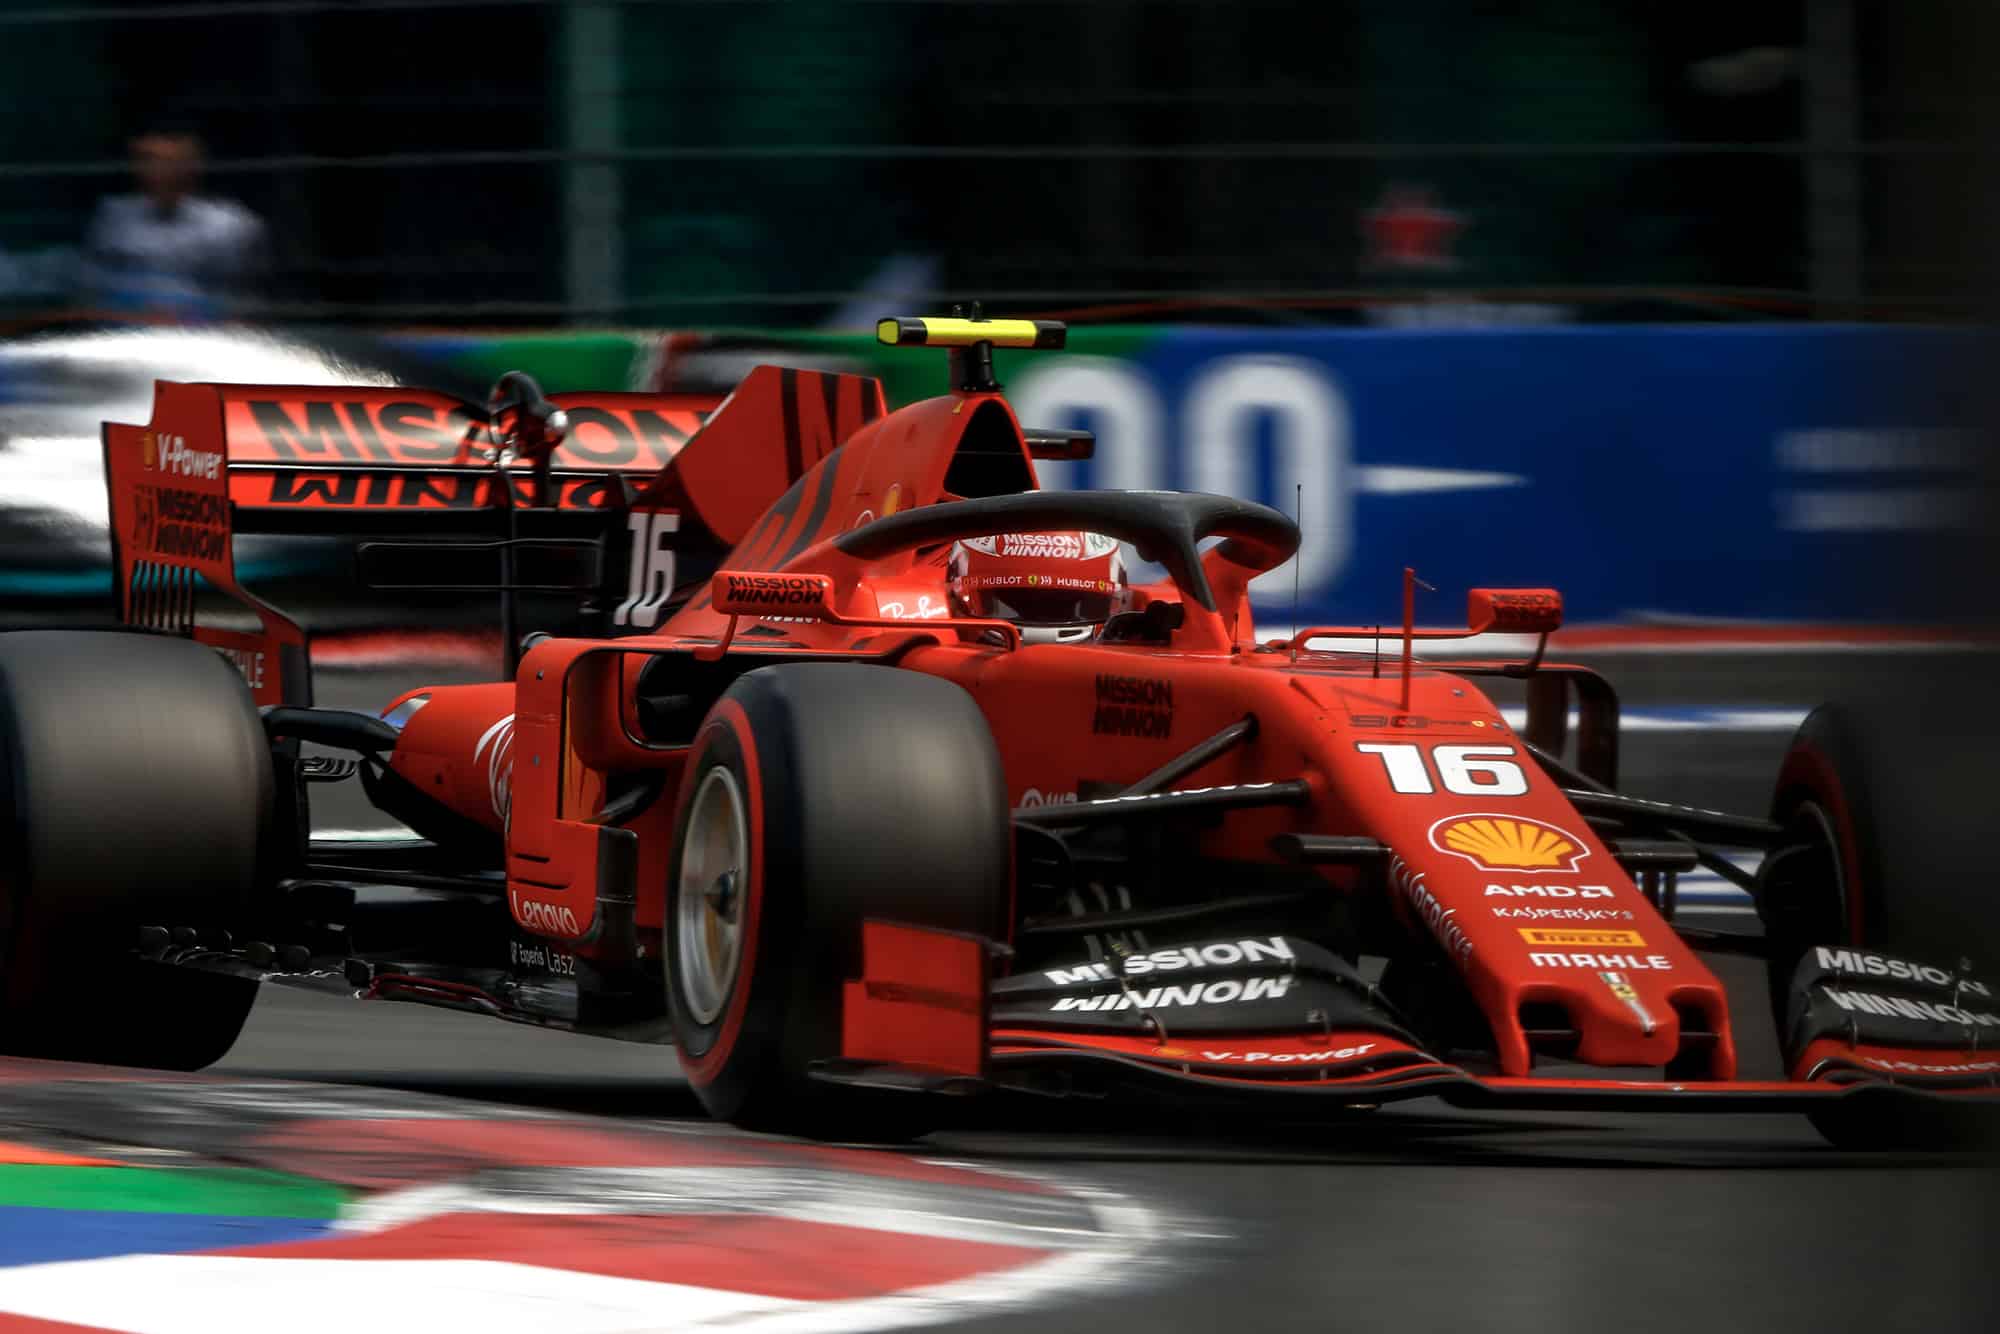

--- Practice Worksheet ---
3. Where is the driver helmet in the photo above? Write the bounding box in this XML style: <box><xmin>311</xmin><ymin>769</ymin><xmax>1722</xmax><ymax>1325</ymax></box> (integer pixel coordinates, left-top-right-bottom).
<box><xmin>947</xmin><ymin>530</ymin><xmax>1129</xmax><ymax>643</ymax></box>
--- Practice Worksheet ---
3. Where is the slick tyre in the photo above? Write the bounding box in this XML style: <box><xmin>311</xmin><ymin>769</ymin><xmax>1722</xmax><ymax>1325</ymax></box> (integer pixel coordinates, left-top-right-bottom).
<box><xmin>0</xmin><ymin>631</ymin><xmax>268</xmax><ymax>1070</ymax></box>
<box><xmin>665</xmin><ymin>663</ymin><xmax>1009</xmax><ymax>1138</ymax></box>
<box><xmin>1761</xmin><ymin>696</ymin><xmax>1995</xmax><ymax>1149</ymax></box>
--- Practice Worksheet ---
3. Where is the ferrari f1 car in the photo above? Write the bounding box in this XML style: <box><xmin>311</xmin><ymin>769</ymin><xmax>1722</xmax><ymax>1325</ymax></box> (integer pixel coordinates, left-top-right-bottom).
<box><xmin>1</xmin><ymin>315</ymin><xmax>1994</xmax><ymax>1148</ymax></box>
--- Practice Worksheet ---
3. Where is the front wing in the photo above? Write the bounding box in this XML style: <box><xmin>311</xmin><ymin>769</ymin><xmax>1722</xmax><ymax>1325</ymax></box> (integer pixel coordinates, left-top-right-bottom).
<box><xmin>831</xmin><ymin>923</ymin><xmax>2000</xmax><ymax>1119</ymax></box>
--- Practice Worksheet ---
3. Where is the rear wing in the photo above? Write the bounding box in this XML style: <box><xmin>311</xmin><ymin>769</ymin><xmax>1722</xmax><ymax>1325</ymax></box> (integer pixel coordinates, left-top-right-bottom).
<box><xmin>220</xmin><ymin>385</ymin><xmax>719</xmax><ymax>514</ymax></box>
<box><xmin>101</xmin><ymin>370</ymin><xmax>880</xmax><ymax>703</ymax></box>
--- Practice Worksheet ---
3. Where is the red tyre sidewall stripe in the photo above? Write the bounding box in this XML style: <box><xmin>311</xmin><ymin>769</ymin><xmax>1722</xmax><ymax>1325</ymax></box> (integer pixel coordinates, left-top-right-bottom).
<box><xmin>1781</xmin><ymin>739</ymin><xmax>1868</xmax><ymax>945</ymax></box>
<box><xmin>676</xmin><ymin>698</ymin><xmax>765</xmax><ymax>1089</ymax></box>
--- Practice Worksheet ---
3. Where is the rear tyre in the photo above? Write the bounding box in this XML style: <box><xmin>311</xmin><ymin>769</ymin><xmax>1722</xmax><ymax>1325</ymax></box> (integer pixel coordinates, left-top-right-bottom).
<box><xmin>1761</xmin><ymin>698</ymin><xmax>1995</xmax><ymax>1149</ymax></box>
<box><xmin>0</xmin><ymin>632</ymin><xmax>268</xmax><ymax>1070</ymax></box>
<box><xmin>665</xmin><ymin>663</ymin><xmax>1010</xmax><ymax>1138</ymax></box>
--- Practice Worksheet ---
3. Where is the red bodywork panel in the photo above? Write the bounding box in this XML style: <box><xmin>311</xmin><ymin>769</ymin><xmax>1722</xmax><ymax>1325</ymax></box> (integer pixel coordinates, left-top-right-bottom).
<box><xmin>843</xmin><ymin>923</ymin><xmax>990</xmax><ymax>1078</ymax></box>
<box><xmin>384</xmin><ymin>682</ymin><xmax>518</xmax><ymax>834</ymax></box>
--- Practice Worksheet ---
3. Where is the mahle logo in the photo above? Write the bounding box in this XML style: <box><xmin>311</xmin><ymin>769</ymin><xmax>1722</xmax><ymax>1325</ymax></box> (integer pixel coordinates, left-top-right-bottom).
<box><xmin>1429</xmin><ymin>814</ymin><xmax>1587</xmax><ymax>871</ymax></box>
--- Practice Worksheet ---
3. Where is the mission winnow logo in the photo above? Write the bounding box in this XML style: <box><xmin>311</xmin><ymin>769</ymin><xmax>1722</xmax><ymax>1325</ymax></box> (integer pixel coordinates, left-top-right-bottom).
<box><xmin>1092</xmin><ymin>674</ymin><xmax>1172</xmax><ymax>739</ymax></box>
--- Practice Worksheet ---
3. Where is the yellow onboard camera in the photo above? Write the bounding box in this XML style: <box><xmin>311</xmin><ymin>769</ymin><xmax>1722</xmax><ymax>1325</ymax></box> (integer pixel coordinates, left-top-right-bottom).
<box><xmin>876</xmin><ymin>315</ymin><xmax>1066</xmax><ymax>350</ymax></box>
<box><xmin>877</xmin><ymin>308</ymin><xmax>1066</xmax><ymax>393</ymax></box>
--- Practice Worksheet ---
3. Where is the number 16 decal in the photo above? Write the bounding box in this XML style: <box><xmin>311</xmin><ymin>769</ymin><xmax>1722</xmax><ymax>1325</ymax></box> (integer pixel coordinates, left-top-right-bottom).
<box><xmin>614</xmin><ymin>509</ymin><xmax>680</xmax><ymax>629</ymax></box>
<box><xmin>1356</xmin><ymin>743</ymin><xmax>1528</xmax><ymax>796</ymax></box>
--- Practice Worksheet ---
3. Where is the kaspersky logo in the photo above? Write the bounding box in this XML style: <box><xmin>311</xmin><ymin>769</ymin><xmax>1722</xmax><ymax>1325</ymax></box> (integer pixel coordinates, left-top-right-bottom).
<box><xmin>142</xmin><ymin>431</ymin><xmax>222</xmax><ymax>480</ymax></box>
<box><xmin>1429</xmin><ymin>814</ymin><xmax>1588</xmax><ymax>871</ymax></box>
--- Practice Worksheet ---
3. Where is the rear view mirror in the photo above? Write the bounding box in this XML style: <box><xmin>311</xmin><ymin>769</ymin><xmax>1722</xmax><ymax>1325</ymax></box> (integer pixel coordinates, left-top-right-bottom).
<box><xmin>711</xmin><ymin>570</ymin><xmax>836</xmax><ymax>619</ymax></box>
<box><xmin>1022</xmin><ymin>426</ymin><xmax>1095</xmax><ymax>461</ymax></box>
<box><xmin>1468</xmin><ymin>587</ymin><xmax>1562</xmax><ymax>635</ymax></box>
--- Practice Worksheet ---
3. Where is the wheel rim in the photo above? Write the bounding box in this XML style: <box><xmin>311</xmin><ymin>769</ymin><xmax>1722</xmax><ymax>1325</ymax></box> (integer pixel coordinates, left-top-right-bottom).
<box><xmin>676</xmin><ymin>766</ymin><xmax>749</xmax><ymax>1027</ymax></box>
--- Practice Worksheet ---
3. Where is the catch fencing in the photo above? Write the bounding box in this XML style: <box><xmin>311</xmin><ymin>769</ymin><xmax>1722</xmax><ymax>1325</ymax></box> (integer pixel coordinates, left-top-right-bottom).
<box><xmin>0</xmin><ymin>1</ymin><xmax>1980</xmax><ymax>325</ymax></box>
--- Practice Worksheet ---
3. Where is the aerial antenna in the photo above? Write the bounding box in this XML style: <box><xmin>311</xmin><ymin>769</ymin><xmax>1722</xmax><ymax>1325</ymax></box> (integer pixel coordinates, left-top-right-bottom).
<box><xmin>1289</xmin><ymin>482</ymin><xmax>1302</xmax><ymax>661</ymax></box>
<box><xmin>1399</xmin><ymin>566</ymin><xmax>1436</xmax><ymax>712</ymax></box>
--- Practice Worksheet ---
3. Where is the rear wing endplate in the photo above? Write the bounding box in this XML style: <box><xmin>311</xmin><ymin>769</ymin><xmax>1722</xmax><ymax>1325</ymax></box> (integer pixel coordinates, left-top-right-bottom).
<box><xmin>103</xmin><ymin>381</ymin><xmax>309</xmax><ymax>706</ymax></box>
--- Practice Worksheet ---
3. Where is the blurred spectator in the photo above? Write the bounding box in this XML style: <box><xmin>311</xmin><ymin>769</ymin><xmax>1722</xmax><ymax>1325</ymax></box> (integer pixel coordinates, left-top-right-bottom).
<box><xmin>81</xmin><ymin>124</ymin><xmax>265</xmax><ymax>321</ymax></box>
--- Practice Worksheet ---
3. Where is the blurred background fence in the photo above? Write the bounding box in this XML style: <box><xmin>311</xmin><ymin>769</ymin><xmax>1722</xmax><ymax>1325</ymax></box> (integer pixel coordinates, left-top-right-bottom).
<box><xmin>0</xmin><ymin>0</ymin><xmax>1991</xmax><ymax>327</ymax></box>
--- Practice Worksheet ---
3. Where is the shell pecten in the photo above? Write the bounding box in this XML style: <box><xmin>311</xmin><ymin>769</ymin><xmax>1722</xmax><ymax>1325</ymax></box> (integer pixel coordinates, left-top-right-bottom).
<box><xmin>1429</xmin><ymin>814</ymin><xmax>1586</xmax><ymax>871</ymax></box>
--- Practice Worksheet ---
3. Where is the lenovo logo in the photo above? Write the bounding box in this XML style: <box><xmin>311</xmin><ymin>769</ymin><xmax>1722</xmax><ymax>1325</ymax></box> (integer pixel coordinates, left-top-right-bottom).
<box><xmin>511</xmin><ymin>891</ymin><xmax>580</xmax><ymax>937</ymax></box>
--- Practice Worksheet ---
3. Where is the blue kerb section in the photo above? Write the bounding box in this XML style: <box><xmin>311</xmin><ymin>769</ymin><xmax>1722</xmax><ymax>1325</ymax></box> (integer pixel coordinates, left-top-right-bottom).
<box><xmin>0</xmin><ymin>1205</ymin><xmax>334</xmax><ymax>1267</ymax></box>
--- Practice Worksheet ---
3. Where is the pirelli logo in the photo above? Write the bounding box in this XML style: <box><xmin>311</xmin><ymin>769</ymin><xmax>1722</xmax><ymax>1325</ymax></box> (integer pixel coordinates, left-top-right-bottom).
<box><xmin>1517</xmin><ymin>927</ymin><xmax>1646</xmax><ymax>947</ymax></box>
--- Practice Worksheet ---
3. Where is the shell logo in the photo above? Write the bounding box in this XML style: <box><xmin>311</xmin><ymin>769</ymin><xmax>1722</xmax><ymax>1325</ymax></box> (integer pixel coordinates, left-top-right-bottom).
<box><xmin>881</xmin><ymin>482</ymin><xmax>905</xmax><ymax>517</ymax></box>
<box><xmin>1428</xmin><ymin>813</ymin><xmax>1588</xmax><ymax>871</ymax></box>
<box><xmin>140</xmin><ymin>431</ymin><xmax>158</xmax><ymax>470</ymax></box>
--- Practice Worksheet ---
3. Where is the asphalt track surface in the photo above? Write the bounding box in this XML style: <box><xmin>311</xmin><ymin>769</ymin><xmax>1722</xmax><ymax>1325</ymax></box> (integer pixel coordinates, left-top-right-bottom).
<box><xmin>0</xmin><ymin>646</ymin><xmax>1991</xmax><ymax>1330</ymax></box>
<box><xmin>185</xmin><ymin>648</ymin><xmax>2000</xmax><ymax>1333</ymax></box>
<box><xmin>215</xmin><ymin>979</ymin><xmax>2000</xmax><ymax>1334</ymax></box>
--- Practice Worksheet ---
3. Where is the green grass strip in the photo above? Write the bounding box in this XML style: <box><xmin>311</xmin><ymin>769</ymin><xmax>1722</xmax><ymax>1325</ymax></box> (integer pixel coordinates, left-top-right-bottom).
<box><xmin>0</xmin><ymin>1165</ymin><xmax>345</xmax><ymax>1219</ymax></box>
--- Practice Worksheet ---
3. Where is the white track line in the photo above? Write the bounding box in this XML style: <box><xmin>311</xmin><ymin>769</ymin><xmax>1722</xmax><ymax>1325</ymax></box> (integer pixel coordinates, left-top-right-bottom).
<box><xmin>340</xmin><ymin>1168</ymin><xmax>1118</xmax><ymax>1252</ymax></box>
<box><xmin>0</xmin><ymin>1256</ymin><xmax>802</xmax><ymax>1334</ymax></box>
<box><xmin>308</xmin><ymin>824</ymin><xmax>425</xmax><ymax>841</ymax></box>
<box><xmin>1498</xmin><ymin>706</ymin><xmax>1807</xmax><ymax>733</ymax></box>
<box><xmin>1254</xmin><ymin>625</ymin><xmax>1983</xmax><ymax>656</ymax></box>
<box><xmin>724</xmin><ymin>1188</ymin><xmax>1165</xmax><ymax>1334</ymax></box>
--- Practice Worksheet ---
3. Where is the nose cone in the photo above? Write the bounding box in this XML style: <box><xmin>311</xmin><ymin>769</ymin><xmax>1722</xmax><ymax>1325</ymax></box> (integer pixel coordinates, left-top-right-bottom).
<box><xmin>1569</xmin><ymin>970</ymin><xmax>1681</xmax><ymax>1067</ymax></box>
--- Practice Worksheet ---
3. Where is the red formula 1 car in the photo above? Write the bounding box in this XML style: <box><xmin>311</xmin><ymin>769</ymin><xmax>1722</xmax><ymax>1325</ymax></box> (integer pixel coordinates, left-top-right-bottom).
<box><xmin>2</xmin><ymin>315</ymin><xmax>1994</xmax><ymax>1148</ymax></box>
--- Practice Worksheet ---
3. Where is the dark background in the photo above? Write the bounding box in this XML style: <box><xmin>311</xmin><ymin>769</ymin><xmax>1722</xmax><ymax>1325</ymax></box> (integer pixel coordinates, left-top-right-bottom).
<box><xmin>1</xmin><ymin>1</ymin><xmax>1993</xmax><ymax>326</ymax></box>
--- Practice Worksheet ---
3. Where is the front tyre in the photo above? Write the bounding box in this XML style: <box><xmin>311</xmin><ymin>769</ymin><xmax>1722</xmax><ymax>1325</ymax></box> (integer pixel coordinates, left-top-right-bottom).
<box><xmin>1761</xmin><ymin>699</ymin><xmax>1996</xmax><ymax>1150</ymax></box>
<box><xmin>665</xmin><ymin>663</ymin><xmax>1010</xmax><ymax>1137</ymax></box>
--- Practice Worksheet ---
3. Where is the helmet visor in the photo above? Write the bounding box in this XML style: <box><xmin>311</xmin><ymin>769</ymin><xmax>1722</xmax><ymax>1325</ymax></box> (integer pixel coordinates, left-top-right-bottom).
<box><xmin>969</xmin><ymin>586</ymin><xmax>1116</xmax><ymax>625</ymax></box>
